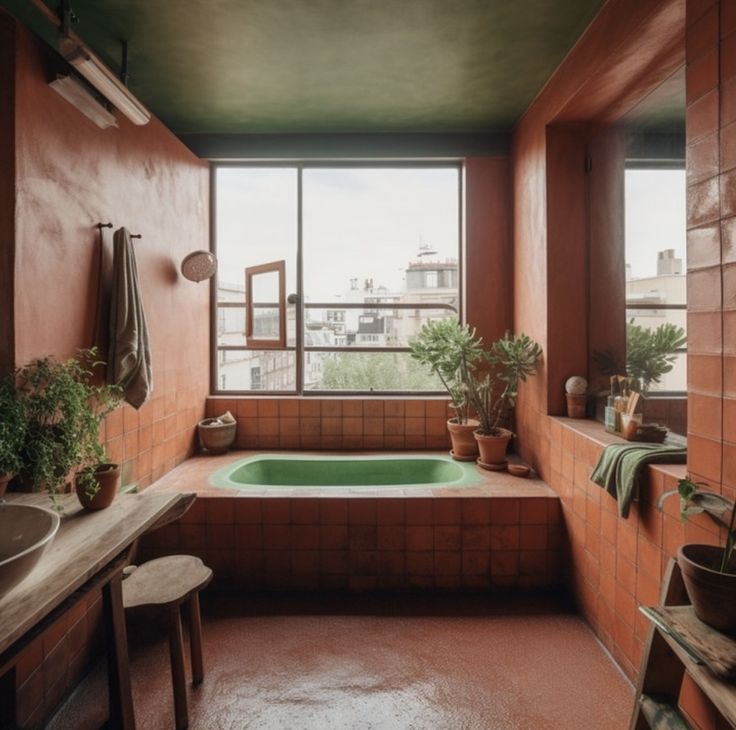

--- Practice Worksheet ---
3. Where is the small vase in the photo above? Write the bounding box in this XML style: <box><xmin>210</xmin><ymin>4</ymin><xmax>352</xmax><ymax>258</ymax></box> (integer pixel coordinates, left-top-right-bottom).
<box><xmin>474</xmin><ymin>428</ymin><xmax>513</xmax><ymax>466</ymax></box>
<box><xmin>447</xmin><ymin>418</ymin><xmax>480</xmax><ymax>459</ymax></box>
<box><xmin>678</xmin><ymin>544</ymin><xmax>736</xmax><ymax>634</ymax></box>
<box><xmin>75</xmin><ymin>464</ymin><xmax>121</xmax><ymax>511</ymax></box>
<box><xmin>565</xmin><ymin>393</ymin><xmax>587</xmax><ymax>418</ymax></box>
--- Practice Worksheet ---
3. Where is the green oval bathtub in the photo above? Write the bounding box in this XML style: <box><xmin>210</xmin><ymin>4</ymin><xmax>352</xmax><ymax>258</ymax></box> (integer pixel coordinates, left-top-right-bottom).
<box><xmin>210</xmin><ymin>454</ymin><xmax>482</xmax><ymax>490</ymax></box>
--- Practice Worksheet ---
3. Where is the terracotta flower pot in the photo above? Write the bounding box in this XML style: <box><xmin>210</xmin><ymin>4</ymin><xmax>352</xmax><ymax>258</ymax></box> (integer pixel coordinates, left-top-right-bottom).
<box><xmin>75</xmin><ymin>463</ymin><xmax>121</xmax><ymax>511</ymax></box>
<box><xmin>678</xmin><ymin>544</ymin><xmax>736</xmax><ymax>634</ymax></box>
<box><xmin>0</xmin><ymin>474</ymin><xmax>12</xmax><ymax>497</ymax></box>
<box><xmin>565</xmin><ymin>393</ymin><xmax>587</xmax><ymax>418</ymax></box>
<box><xmin>447</xmin><ymin>418</ymin><xmax>480</xmax><ymax>459</ymax></box>
<box><xmin>474</xmin><ymin>428</ymin><xmax>513</xmax><ymax>466</ymax></box>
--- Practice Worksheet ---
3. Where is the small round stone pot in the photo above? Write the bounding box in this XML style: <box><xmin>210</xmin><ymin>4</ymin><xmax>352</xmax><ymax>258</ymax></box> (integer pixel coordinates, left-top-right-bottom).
<box><xmin>474</xmin><ymin>428</ymin><xmax>513</xmax><ymax>466</ymax></box>
<box><xmin>75</xmin><ymin>463</ymin><xmax>120</xmax><ymax>511</ymax></box>
<box><xmin>447</xmin><ymin>419</ymin><xmax>480</xmax><ymax>459</ymax></box>
<box><xmin>678</xmin><ymin>544</ymin><xmax>736</xmax><ymax>635</ymax></box>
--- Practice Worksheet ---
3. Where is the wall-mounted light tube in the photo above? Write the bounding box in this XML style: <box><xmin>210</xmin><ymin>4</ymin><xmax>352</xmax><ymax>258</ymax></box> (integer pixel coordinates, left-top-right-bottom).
<box><xmin>49</xmin><ymin>74</ymin><xmax>118</xmax><ymax>129</ymax></box>
<box><xmin>59</xmin><ymin>39</ymin><xmax>151</xmax><ymax>126</ymax></box>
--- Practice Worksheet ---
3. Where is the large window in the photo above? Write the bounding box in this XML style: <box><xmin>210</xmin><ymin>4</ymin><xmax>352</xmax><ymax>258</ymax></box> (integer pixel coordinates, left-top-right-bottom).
<box><xmin>213</xmin><ymin>164</ymin><xmax>462</xmax><ymax>393</ymax></box>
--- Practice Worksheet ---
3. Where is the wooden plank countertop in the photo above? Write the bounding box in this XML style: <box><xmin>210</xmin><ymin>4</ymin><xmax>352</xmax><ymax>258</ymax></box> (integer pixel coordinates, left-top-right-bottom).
<box><xmin>0</xmin><ymin>491</ymin><xmax>195</xmax><ymax>657</ymax></box>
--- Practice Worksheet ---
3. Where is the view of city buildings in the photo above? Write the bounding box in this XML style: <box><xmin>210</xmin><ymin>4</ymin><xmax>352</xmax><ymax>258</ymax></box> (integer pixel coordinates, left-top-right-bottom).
<box><xmin>625</xmin><ymin>248</ymin><xmax>686</xmax><ymax>392</ymax></box>
<box><xmin>216</xmin><ymin>246</ymin><xmax>459</xmax><ymax>391</ymax></box>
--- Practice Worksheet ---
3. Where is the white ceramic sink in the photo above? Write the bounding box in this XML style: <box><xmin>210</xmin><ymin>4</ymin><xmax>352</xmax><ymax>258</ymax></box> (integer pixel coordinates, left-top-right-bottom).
<box><xmin>0</xmin><ymin>503</ymin><xmax>60</xmax><ymax>597</ymax></box>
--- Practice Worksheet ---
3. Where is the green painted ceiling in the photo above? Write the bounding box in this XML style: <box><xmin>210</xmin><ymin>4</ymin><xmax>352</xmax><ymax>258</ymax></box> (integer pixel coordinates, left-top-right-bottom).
<box><xmin>3</xmin><ymin>0</ymin><xmax>606</xmax><ymax>134</ymax></box>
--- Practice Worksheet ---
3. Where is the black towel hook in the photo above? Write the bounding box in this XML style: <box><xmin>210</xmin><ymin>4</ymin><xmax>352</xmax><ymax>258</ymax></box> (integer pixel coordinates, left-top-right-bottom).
<box><xmin>130</xmin><ymin>233</ymin><xmax>142</xmax><ymax>239</ymax></box>
<box><xmin>96</xmin><ymin>222</ymin><xmax>113</xmax><ymax>230</ymax></box>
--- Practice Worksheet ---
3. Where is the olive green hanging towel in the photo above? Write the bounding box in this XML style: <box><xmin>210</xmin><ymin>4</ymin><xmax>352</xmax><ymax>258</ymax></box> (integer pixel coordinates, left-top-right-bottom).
<box><xmin>590</xmin><ymin>443</ymin><xmax>686</xmax><ymax>518</ymax></box>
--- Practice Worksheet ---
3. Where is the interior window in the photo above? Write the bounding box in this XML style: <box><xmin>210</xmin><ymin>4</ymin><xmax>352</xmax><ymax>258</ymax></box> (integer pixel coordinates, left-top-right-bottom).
<box><xmin>590</xmin><ymin>66</ymin><xmax>687</xmax><ymax>436</ymax></box>
<box><xmin>213</xmin><ymin>164</ymin><xmax>461</xmax><ymax>393</ymax></box>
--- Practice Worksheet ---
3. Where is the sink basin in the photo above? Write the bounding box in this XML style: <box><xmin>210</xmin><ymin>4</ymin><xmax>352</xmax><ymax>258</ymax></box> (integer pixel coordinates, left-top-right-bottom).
<box><xmin>0</xmin><ymin>503</ymin><xmax>61</xmax><ymax>597</ymax></box>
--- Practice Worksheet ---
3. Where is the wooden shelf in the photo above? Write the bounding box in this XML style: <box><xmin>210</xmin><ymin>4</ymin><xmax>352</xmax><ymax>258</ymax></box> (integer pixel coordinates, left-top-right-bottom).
<box><xmin>631</xmin><ymin>560</ymin><xmax>736</xmax><ymax>729</ymax></box>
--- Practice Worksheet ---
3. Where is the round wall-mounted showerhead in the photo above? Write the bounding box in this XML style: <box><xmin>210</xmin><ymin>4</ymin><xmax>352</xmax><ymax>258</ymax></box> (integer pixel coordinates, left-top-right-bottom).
<box><xmin>181</xmin><ymin>250</ymin><xmax>217</xmax><ymax>282</ymax></box>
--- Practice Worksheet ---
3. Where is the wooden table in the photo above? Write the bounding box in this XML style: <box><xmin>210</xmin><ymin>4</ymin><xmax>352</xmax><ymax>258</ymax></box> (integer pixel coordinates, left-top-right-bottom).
<box><xmin>0</xmin><ymin>491</ymin><xmax>195</xmax><ymax>729</ymax></box>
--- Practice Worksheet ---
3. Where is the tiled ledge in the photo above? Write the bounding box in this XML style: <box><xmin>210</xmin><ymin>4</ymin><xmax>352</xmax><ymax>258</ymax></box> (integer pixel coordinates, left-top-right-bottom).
<box><xmin>550</xmin><ymin>416</ymin><xmax>687</xmax><ymax>484</ymax></box>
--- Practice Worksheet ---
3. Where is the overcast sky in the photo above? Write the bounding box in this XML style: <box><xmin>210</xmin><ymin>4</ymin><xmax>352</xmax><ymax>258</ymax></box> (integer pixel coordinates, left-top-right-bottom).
<box><xmin>625</xmin><ymin>168</ymin><xmax>686</xmax><ymax>279</ymax></box>
<box><xmin>216</xmin><ymin>167</ymin><xmax>459</xmax><ymax>301</ymax></box>
<box><xmin>215</xmin><ymin>165</ymin><xmax>684</xmax><ymax>300</ymax></box>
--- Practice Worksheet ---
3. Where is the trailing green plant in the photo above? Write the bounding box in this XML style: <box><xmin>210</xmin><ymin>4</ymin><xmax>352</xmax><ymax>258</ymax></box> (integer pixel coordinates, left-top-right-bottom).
<box><xmin>409</xmin><ymin>319</ymin><xmax>483</xmax><ymax>424</ymax></box>
<box><xmin>658</xmin><ymin>476</ymin><xmax>736</xmax><ymax>574</ymax></box>
<box><xmin>0</xmin><ymin>372</ymin><xmax>26</xmax><ymax>478</ymax></box>
<box><xmin>467</xmin><ymin>332</ymin><xmax>543</xmax><ymax>435</ymax></box>
<box><xmin>593</xmin><ymin>321</ymin><xmax>686</xmax><ymax>394</ymax></box>
<box><xmin>16</xmin><ymin>348</ymin><xmax>122</xmax><ymax>502</ymax></box>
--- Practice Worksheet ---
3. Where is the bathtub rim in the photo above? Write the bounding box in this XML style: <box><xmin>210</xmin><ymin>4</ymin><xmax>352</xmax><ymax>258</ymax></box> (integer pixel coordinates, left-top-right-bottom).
<box><xmin>210</xmin><ymin>452</ymin><xmax>484</xmax><ymax>492</ymax></box>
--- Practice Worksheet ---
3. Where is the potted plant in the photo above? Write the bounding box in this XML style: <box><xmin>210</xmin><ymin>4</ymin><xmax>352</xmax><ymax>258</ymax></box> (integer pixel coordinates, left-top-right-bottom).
<box><xmin>409</xmin><ymin>319</ymin><xmax>482</xmax><ymax>459</ymax></box>
<box><xmin>594</xmin><ymin>322</ymin><xmax>686</xmax><ymax>404</ymax></box>
<box><xmin>658</xmin><ymin>476</ymin><xmax>736</xmax><ymax>634</ymax></box>
<box><xmin>468</xmin><ymin>333</ymin><xmax>542</xmax><ymax>467</ymax></box>
<box><xmin>16</xmin><ymin>348</ymin><xmax>122</xmax><ymax>508</ymax></box>
<box><xmin>0</xmin><ymin>373</ymin><xmax>26</xmax><ymax>495</ymax></box>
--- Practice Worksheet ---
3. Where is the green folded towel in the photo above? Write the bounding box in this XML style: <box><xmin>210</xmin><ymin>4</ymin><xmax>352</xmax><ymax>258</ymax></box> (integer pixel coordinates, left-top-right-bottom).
<box><xmin>591</xmin><ymin>443</ymin><xmax>687</xmax><ymax>518</ymax></box>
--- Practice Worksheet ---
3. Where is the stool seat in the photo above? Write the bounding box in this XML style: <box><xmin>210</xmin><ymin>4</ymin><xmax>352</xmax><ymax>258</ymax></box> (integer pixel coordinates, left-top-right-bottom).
<box><xmin>123</xmin><ymin>555</ymin><xmax>212</xmax><ymax>609</ymax></box>
<box><xmin>123</xmin><ymin>555</ymin><xmax>212</xmax><ymax>729</ymax></box>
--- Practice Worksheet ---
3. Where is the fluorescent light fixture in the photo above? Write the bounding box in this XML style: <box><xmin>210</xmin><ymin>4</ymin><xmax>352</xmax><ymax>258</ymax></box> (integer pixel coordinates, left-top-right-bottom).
<box><xmin>60</xmin><ymin>39</ymin><xmax>151</xmax><ymax>126</ymax></box>
<box><xmin>49</xmin><ymin>74</ymin><xmax>118</xmax><ymax>129</ymax></box>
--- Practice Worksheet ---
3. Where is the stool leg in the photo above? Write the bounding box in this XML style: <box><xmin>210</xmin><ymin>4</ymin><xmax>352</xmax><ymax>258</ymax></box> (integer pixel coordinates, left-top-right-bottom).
<box><xmin>168</xmin><ymin>608</ymin><xmax>188</xmax><ymax>730</ymax></box>
<box><xmin>189</xmin><ymin>592</ymin><xmax>204</xmax><ymax>685</ymax></box>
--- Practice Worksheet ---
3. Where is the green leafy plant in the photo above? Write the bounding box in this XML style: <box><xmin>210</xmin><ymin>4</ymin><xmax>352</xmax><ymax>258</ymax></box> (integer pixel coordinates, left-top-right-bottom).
<box><xmin>0</xmin><ymin>372</ymin><xmax>26</xmax><ymax>478</ymax></box>
<box><xmin>409</xmin><ymin>319</ymin><xmax>483</xmax><ymax>424</ymax></box>
<box><xmin>410</xmin><ymin>322</ymin><xmax>542</xmax><ymax>433</ymax></box>
<box><xmin>467</xmin><ymin>332</ymin><xmax>543</xmax><ymax>435</ymax></box>
<box><xmin>594</xmin><ymin>322</ymin><xmax>686</xmax><ymax>394</ymax></box>
<box><xmin>16</xmin><ymin>348</ymin><xmax>122</xmax><ymax>502</ymax></box>
<box><xmin>658</xmin><ymin>476</ymin><xmax>736</xmax><ymax>574</ymax></box>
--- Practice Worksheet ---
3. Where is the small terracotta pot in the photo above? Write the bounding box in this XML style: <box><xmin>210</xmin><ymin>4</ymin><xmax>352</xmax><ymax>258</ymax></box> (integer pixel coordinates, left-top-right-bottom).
<box><xmin>565</xmin><ymin>393</ymin><xmax>587</xmax><ymax>418</ymax></box>
<box><xmin>447</xmin><ymin>418</ymin><xmax>480</xmax><ymax>459</ymax></box>
<box><xmin>678</xmin><ymin>544</ymin><xmax>736</xmax><ymax>634</ymax></box>
<box><xmin>0</xmin><ymin>474</ymin><xmax>13</xmax><ymax>497</ymax></box>
<box><xmin>75</xmin><ymin>463</ymin><xmax>121</xmax><ymax>511</ymax></box>
<box><xmin>474</xmin><ymin>428</ymin><xmax>513</xmax><ymax>465</ymax></box>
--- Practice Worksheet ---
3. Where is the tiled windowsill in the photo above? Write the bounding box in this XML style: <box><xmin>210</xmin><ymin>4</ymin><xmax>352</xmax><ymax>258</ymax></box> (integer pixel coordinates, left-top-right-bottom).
<box><xmin>550</xmin><ymin>416</ymin><xmax>687</xmax><ymax>483</ymax></box>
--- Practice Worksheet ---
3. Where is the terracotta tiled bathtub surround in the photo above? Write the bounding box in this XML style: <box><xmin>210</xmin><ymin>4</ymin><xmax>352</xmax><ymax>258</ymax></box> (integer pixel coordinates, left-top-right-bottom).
<box><xmin>48</xmin><ymin>594</ymin><xmax>633</xmax><ymax>730</ymax></box>
<box><xmin>206</xmin><ymin>397</ymin><xmax>453</xmax><ymax>450</ymax></box>
<box><xmin>141</xmin><ymin>452</ymin><xmax>562</xmax><ymax>592</ymax></box>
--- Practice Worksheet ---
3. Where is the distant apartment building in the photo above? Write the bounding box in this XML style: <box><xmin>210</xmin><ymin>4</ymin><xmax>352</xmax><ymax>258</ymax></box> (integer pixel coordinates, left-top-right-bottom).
<box><xmin>625</xmin><ymin>248</ymin><xmax>686</xmax><ymax>392</ymax></box>
<box><xmin>216</xmin><ymin>247</ymin><xmax>459</xmax><ymax>391</ymax></box>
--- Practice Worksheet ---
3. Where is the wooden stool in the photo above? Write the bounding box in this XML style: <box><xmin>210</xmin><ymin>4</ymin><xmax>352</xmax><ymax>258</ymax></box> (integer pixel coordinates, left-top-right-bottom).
<box><xmin>122</xmin><ymin>555</ymin><xmax>213</xmax><ymax>729</ymax></box>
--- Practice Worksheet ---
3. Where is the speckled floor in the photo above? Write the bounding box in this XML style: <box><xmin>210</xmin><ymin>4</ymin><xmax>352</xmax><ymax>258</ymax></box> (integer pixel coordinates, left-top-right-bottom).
<box><xmin>49</xmin><ymin>593</ymin><xmax>633</xmax><ymax>730</ymax></box>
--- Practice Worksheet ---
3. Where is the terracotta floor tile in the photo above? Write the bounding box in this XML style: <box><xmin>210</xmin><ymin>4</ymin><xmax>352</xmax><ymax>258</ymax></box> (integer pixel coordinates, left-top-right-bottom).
<box><xmin>54</xmin><ymin>586</ymin><xmax>653</xmax><ymax>730</ymax></box>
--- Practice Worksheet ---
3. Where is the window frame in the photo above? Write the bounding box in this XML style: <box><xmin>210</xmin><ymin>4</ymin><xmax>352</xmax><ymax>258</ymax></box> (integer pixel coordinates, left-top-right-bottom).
<box><xmin>623</xmin><ymin>157</ymin><xmax>687</xmax><ymax>398</ymax></box>
<box><xmin>210</xmin><ymin>160</ymin><xmax>465</xmax><ymax>396</ymax></box>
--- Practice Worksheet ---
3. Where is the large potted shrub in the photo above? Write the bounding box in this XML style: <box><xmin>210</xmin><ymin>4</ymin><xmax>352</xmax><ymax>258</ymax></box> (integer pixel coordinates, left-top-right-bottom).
<box><xmin>409</xmin><ymin>319</ymin><xmax>482</xmax><ymax>459</ymax></box>
<box><xmin>16</xmin><ymin>349</ymin><xmax>121</xmax><ymax>507</ymax></box>
<box><xmin>658</xmin><ymin>476</ymin><xmax>736</xmax><ymax>634</ymax></box>
<box><xmin>469</xmin><ymin>333</ymin><xmax>542</xmax><ymax>467</ymax></box>
<box><xmin>0</xmin><ymin>373</ymin><xmax>26</xmax><ymax>496</ymax></box>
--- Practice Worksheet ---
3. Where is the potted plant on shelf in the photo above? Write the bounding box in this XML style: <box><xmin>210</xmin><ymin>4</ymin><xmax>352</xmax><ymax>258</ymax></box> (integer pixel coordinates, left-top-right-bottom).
<box><xmin>16</xmin><ymin>348</ymin><xmax>122</xmax><ymax>509</ymax></box>
<box><xmin>658</xmin><ymin>476</ymin><xmax>736</xmax><ymax>634</ymax></box>
<box><xmin>409</xmin><ymin>319</ymin><xmax>482</xmax><ymax>459</ymax></box>
<box><xmin>468</xmin><ymin>333</ymin><xmax>542</xmax><ymax>468</ymax></box>
<box><xmin>0</xmin><ymin>372</ymin><xmax>26</xmax><ymax>496</ymax></box>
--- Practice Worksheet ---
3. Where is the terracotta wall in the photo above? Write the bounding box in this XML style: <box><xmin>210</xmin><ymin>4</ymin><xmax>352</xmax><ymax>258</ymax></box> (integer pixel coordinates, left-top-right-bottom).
<box><xmin>10</xmin><ymin>19</ymin><xmax>210</xmax><ymax>489</ymax></box>
<box><xmin>512</xmin><ymin>0</ymin><xmax>736</xmax><ymax>725</ymax></box>
<box><xmin>1</xmin><ymin>14</ymin><xmax>210</xmax><ymax>726</ymax></box>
